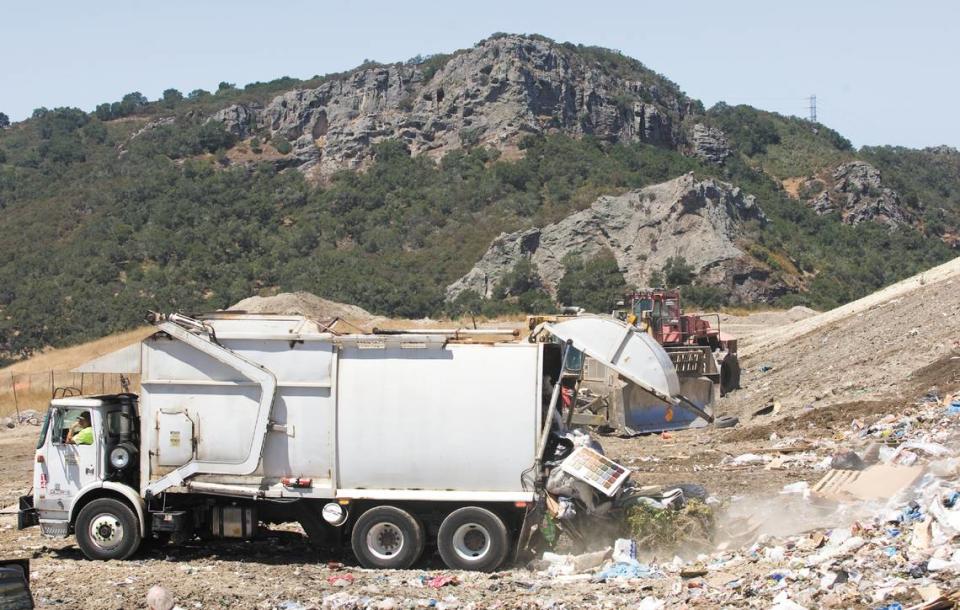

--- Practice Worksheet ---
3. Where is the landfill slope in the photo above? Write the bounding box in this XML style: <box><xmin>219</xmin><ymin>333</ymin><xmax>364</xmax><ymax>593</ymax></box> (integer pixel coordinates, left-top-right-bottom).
<box><xmin>722</xmin><ymin>255</ymin><xmax>960</xmax><ymax>418</ymax></box>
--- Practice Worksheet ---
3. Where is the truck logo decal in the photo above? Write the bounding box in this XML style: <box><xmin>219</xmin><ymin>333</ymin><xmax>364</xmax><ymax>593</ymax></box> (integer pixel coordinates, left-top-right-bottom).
<box><xmin>169</xmin><ymin>431</ymin><xmax>181</xmax><ymax>447</ymax></box>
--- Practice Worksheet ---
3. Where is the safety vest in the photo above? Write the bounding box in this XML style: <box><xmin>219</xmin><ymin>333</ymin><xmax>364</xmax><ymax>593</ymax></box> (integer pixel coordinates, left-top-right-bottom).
<box><xmin>73</xmin><ymin>427</ymin><xmax>94</xmax><ymax>445</ymax></box>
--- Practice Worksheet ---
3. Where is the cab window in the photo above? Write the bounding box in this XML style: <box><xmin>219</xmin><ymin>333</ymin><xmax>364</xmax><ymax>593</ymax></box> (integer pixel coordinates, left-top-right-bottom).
<box><xmin>52</xmin><ymin>409</ymin><xmax>89</xmax><ymax>445</ymax></box>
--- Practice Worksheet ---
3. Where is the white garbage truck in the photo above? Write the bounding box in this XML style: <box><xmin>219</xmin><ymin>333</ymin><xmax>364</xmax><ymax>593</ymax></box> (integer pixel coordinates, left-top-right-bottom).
<box><xmin>18</xmin><ymin>312</ymin><xmax>702</xmax><ymax>571</ymax></box>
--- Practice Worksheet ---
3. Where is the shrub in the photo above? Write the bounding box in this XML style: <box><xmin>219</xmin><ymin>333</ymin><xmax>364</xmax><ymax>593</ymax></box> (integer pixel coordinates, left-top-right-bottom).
<box><xmin>556</xmin><ymin>251</ymin><xmax>627</xmax><ymax>312</ymax></box>
<box><xmin>273</xmin><ymin>136</ymin><xmax>292</xmax><ymax>155</ymax></box>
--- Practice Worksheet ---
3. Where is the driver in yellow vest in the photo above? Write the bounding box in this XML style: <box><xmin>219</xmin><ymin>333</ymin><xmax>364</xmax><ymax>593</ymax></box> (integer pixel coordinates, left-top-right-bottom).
<box><xmin>66</xmin><ymin>412</ymin><xmax>93</xmax><ymax>445</ymax></box>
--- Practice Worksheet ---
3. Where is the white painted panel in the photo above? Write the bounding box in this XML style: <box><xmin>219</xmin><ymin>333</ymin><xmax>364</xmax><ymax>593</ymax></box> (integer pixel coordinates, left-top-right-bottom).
<box><xmin>337</xmin><ymin>343</ymin><xmax>539</xmax><ymax>493</ymax></box>
<box><xmin>157</xmin><ymin>410</ymin><xmax>194</xmax><ymax>466</ymax></box>
<box><xmin>261</xmin><ymin>387</ymin><xmax>335</xmax><ymax>487</ymax></box>
<box><xmin>145</xmin><ymin>337</ymin><xmax>246</xmax><ymax>383</ymax></box>
<box><xmin>204</xmin><ymin>316</ymin><xmax>319</xmax><ymax>335</ymax></box>
<box><xmin>145</xmin><ymin>385</ymin><xmax>261</xmax><ymax>465</ymax></box>
<box><xmin>221</xmin><ymin>339</ymin><xmax>333</xmax><ymax>384</ymax></box>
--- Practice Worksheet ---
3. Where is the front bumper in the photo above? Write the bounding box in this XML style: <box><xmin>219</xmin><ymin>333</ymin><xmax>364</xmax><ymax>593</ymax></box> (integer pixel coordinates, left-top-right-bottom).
<box><xmin>16</xmin><ymin>495</ymin><xmax>38</xmax><ymax>530</ymax></box>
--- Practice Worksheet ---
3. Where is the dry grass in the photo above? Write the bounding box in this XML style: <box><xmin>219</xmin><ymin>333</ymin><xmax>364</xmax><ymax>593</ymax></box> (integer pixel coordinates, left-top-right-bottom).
<box><xmin>0</xmin><ymin>328</ymin><xmax>151</xmax><ymax>417</ymax></box>
<box><xmin>1</xmin><ymin>327</ymin><xmax>153</xmax><ymax>376</ymax></box>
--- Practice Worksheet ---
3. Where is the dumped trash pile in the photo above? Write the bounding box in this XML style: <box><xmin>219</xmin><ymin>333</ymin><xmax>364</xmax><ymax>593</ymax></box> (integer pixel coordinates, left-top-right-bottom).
<box><xmin>517</xmin><ymin>388</ymin><xmax>960</xmax><ymax>609</ymax></box>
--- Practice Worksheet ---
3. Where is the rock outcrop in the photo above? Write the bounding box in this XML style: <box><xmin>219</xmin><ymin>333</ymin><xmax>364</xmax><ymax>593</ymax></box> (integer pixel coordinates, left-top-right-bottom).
<box><xmin>447</xmin><ymin>173</ymin><xmax>781</xmax><ymax>303</ymax></box>
<box><xmin>208</xmin><ymin>34</ymin><xmax>695</xmax><ymax>176</ymax></box>
<box><xmin>807</xmin><ymin>161</ymin><xmax>911</xmax><ymax>227</ymax></box>
<box><xmin>691</xmin><ymin>124</ymin><xmax>730</xmax><ymax>164</ymax></box>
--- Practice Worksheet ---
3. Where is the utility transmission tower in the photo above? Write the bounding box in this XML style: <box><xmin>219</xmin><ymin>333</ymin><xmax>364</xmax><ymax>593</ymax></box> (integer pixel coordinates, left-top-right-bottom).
<box><xmin>808</xmin><ymin>94</ymin><xmax>817</xmax><ymax>123</ymax></box>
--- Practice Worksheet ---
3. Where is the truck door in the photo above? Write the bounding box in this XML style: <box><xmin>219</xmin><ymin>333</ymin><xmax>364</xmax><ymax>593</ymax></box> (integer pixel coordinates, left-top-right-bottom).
<box><xmin>36</xmin><ymin>408</ymin><xmax>101</xmax><ymax>514</ymax></box>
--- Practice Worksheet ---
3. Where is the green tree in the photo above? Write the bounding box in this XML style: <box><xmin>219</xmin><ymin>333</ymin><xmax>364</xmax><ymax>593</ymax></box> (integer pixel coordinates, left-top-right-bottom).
<box><xmin>117</xmin><ymin>92</ymin><xmax>148</xmax><ymax>116</ymax></box>
<box><xmin>491</xmin><ymin>259</ymin><xmax>554</xmax><ymax>313</ymax></box>
<box><xmin>662</xmin><ymin>256</ymin><xmax>694</xmax><ymax>287</ymax></box>
<box><xmin>493</xmin><ymin>259</ymin><xmax>542</xmax><ymax>298</ymax></box>
<box><xmin>197</xmin><ymin>121</ymin><xmax>236</xmax><ymax>153</ymax></box>
<box><xmin>0</xmin><ymin>113</ymin><xmax>9</xmax><ymax>129</ymax></box>
<box><xmin>162</xmin><ymin>88</ymin><xmax>184</xmax><ymax>108</ymax></box>
<box><xmin>446</xmin><ymin>289</ymin><xmax>484</xmax><ymax>319</ymax></box>
<box><xmin>556</xmin><ymin>251</ymin><xmax>627</xmax><ymax>312</ymax></box>
<box><xmin>94</xmin><ymin>103</ymin><xmax>113</xmax><ymax>121</ymax></box>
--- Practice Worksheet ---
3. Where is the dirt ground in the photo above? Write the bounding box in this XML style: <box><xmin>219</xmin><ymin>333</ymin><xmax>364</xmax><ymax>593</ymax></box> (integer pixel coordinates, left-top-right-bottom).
<box><xmin>3</xmin><ymin>349</ymin><xmax>957</xmax><ymax>609</ymax></box>
<box><xmin>2</xmin><ymin>258</ymin><xmax>960</xmax><ymax>609</ymax></box>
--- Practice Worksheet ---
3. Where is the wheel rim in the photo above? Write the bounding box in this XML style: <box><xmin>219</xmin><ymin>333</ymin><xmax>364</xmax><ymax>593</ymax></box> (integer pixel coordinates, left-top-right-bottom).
<box><xmin>451</xmin><ymin>522</ymin><xmax>491</xmax><ymax>562</ymax></box>
<box><xmin>88</xmin><ymin>513</ymin><xmax>125</xmax><ymax>551</ymax></box>
<box><xmin>366</xmin><ymin>522</ymin><xmax>404</xmax><ymax>560</ymax></box>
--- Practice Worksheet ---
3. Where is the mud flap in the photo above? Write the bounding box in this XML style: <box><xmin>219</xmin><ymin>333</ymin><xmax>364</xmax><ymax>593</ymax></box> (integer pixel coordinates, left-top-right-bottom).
<box><xmin>17</xmin><ymin>495</ymin><xmax>37</xmax><ymax>530</ymax></box>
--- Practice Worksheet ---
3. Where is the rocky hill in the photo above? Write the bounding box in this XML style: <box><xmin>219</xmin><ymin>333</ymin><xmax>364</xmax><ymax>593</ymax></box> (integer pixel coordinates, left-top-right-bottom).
<box><xmin>448</xmin><ymin>174</ymin><xmax>777</xmax><ymax>302</ymax></box>
<box><xmin>0</xmin><ymin>33</ymin><xmax>956</xmax><ymax>357</ymax></box>
<box><xmin>206</xmin><ymin>34</ymin><xmax>697</xmax><ymax>177</ymax></box>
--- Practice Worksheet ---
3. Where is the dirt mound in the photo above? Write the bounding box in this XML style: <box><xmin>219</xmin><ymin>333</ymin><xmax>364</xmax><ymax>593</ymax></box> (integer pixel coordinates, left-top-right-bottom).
<box><xmin>230</xmin><ymin>292</ymin><xmax>383</xmax><ymax>326</ymax></box>
<box><xmin>720</xmin><ymin>255</ymin><xmax>960</xmax><ymax>421</ymax></box>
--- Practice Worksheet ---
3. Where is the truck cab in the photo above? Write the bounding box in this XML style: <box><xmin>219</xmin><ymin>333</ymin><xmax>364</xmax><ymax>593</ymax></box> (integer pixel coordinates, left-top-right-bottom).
<box><xmin>19</xmin><ymin>394</ymin><xmax>145</xmax><ymax>559</ymax></box>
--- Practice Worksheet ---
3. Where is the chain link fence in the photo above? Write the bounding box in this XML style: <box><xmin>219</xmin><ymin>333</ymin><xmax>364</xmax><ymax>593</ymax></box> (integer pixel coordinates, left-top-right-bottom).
<box><xmin>0</xmin><ymin>372</ymin><xmax>141</xmax><ymax>418</ymax></box>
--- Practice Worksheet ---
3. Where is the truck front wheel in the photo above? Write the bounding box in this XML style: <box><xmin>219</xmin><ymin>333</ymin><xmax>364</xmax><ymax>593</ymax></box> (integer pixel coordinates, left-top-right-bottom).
<box><xmin>351</xmin><ymin>506</ymin><xmax>424</xmax><ymax>569</ymax></box>
<box><xmin>437</xmin><ymin>507</ymin><xmax>510</xmax><ymax>572</ymax></box>
<box><xmin>75</xmin><ymin>498</ymin><xmax>142</xmax><ymax>560</ymax></box>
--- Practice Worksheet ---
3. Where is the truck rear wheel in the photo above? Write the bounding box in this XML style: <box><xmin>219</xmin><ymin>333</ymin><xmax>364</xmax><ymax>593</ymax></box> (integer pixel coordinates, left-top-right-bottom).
<box><xmin>75</xmin><ymin>498</ymin><xmax>142</xmax><ymax>560</ymax></box>
<box><xmin>351</xmin><ymin>506</ymin><xmax>424</xmax><ymax>569</ymax></box>
<box><xmin>437</xmin><ymin>507</ymin><xmax>509</xmax><ymax>572</ymax></box>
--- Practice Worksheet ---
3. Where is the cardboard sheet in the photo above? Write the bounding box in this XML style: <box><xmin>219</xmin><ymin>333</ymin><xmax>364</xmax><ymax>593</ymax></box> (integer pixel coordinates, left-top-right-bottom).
<box><xmin>811</xmin><ymin>464</ymin><xmax>923</xmax><ymax>501</ymax></box>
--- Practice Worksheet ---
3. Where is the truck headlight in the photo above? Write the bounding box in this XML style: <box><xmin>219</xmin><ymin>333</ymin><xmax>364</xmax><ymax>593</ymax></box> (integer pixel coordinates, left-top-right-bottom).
<box><xmin>110</xmin><ymin>444</ymin><xmax>136</xmax><ymax>469</ymax></box>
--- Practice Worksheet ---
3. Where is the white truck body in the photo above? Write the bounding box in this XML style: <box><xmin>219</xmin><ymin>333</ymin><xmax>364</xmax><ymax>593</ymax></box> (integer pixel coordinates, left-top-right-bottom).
<box><xmin>137</xmin><ymin>314</ymin><xmax>541</xmax><ymax>501</ymax></box>
<box><xmin>21</xmin><ymin>312</ymin><xmax>691</xmax><ymax>570</ymax></box>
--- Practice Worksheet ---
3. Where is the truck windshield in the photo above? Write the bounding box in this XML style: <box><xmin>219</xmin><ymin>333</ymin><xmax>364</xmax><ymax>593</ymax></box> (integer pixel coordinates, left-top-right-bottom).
<box><xmin>35</xmin><ymin>411</ymin><xmax>50</xmax><ymax>450</ymax></box>
<box><xmin>633</xmin><ymin>298</ymin><xmax>653</xmax><ymax>316</ymax></box>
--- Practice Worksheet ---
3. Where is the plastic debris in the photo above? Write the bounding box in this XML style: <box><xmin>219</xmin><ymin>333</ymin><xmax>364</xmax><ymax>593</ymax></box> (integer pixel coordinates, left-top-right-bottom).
<box><xmin>424</xmin><ymin>575</ymin><xmax>459</xmax><ymax>589</ymax></box>
<box><xmin>612</xmin><ymin>538</ymin><xmax>638</xmax><ymax>564</ymax></box>
<box><xmin>327</xmin><ymin>573</ymin><xmax>355</xmax><ymax>586</ymax></box>
<box><xmin>593</xmin><ymin>562</ymin><xmax>659</xmax><ymax>581</ymax></box>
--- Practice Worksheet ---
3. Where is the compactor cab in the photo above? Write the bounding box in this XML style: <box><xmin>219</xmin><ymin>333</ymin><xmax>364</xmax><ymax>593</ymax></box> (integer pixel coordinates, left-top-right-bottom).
<box><xmin>624</xmin><ymin>290</ymin><xmax>740</xmax><ymax>397</ymax></box>
<box><xmin>19</xmin><ymin>394</ymin><xmax>143</xmax><ymax>557</ymax></box>
<box><xmin>627</xmin><ymin>290</ymin><xmax>716</xmax><ymax>349</ymax></box>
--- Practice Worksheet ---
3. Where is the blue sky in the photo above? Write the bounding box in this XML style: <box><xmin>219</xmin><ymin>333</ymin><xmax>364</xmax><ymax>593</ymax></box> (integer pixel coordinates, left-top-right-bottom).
<box><xmin>2</xmin><ymin>0</ymin><xmax>957</xmax><ymax>148</ymax></box>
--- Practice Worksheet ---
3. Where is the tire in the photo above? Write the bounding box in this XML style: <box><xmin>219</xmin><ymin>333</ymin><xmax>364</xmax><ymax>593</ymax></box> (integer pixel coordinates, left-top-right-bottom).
<box><xmin>437</xmin><ymin>507</ymin><xmax>510</xmax><ymax>572</ymax></box>
<box><xmin>714</xmin><ymin>414</ymin><xmax>739</xmax><ymax>429</ymax></box>
<box><xmin>720</xmin><ymin>354</ymin><xmax>741</xmax><ymax>396</ymax></box>
<box><xmin>351</xmin><ymin>506</ymin><xmax>424</xmax><ymax>569</ymax></box>
<box><xmin>75</xmin><ymin>498</ymin><xmax>142</xmax><ymax>560</ymax></box>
